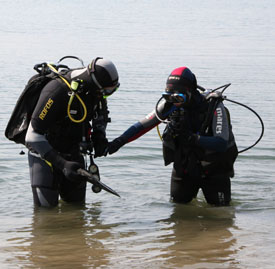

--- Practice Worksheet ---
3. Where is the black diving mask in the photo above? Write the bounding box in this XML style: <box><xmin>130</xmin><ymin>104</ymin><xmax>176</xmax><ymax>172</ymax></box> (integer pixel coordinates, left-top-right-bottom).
<box><xmin>102</xmin><ymin>83</ymin><xmax>120</xmax><ymax>97</ymax></box>
<box><xmin>162</xmin><ymin>92</ymin><xmax>187</xmax><ymax>103</ymax></box>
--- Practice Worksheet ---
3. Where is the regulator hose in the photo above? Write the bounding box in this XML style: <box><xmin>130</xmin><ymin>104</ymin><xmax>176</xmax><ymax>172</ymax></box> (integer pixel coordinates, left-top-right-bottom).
<box><xmin>199</xmin><ymin>83</ymin><xmax>264</xmax><ymax>153</ymax></box>
<box><xmin>47</xmin><ymin>63</ymin><xmax>87</xmax><ymax>123</ymax></box>
<box><xmin>155</xmin><ymin>96</ymin><xmax>169</xmax><ymax>141</ymax></box>
<box><xmin>154</xmin><ymin>96</ymin><xmax>167</xmax><ymax>123</ymax></box>
<box><xmin>223</xmin><ymin>97</ymin><xmax>264</xmax><ymax>154</ymax></box>
<box><xmin>154</xmin><ymin>91</ymin><xmax>265</xmax><ymax>154</ymax></box>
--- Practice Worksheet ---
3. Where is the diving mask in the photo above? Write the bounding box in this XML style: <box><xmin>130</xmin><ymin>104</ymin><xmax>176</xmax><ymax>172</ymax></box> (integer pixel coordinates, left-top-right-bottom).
<box><xmin>162</xmin><ymin>92</ymin><xmax>187</xmax><ymax>103</ymax></box>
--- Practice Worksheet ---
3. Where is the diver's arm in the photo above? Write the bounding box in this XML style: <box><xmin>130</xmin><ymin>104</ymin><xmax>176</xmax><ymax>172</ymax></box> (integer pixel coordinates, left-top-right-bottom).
<box><xmin>108</xmin><ymin>101</ymin><xmax>176</xmax><ymax>154</ymax></box>
<box><xmin>110</xmin><ymin>109</ymin><xmax>161</xmax><ymax>147</ymax></box>
<box><xmin>26</xmin><ymin>119</ymin><xmax>84</xmax><ymax>181</ymax></box>
<box><xmin>25</xmin><ymin>81</ymin><xmax>84</xmax><ymax>181</ymax></box>
<box><xmin>197</xmin><ymin>102</ymin><xmax>229</xmax><ymax>152</ymax></box>
<box><xmin>25</xmin><ymin>122</ymin><xmax>53</xmax><ymax>157</ymax></box>
<box><xmin>121</xmin><ymin>100</ymin><xmax>176</xmax><ymax>143</ymax></box>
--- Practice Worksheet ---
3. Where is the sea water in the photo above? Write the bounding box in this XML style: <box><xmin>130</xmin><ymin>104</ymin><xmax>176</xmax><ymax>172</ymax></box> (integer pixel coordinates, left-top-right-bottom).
<box><xmin>0</xmin><ymin>0</ymin><xmax>275</xmax><ymax>268</ymax></box>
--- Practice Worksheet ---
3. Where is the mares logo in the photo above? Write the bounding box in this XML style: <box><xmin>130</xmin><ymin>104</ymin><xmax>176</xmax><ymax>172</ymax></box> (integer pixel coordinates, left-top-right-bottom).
<box><xmin>39</xmin><ymin>98</ymin><xmax>54</xmax><ymax>120</ymax></box>
<box><xmin>215</xmin><ymin>107</ymin><xmax>223</xmax><ymax>134</ymax></box>
<box><xmin>168</xmin><ymin>76</ymin><xmax>180</xmax><ymax>81</ymax></box>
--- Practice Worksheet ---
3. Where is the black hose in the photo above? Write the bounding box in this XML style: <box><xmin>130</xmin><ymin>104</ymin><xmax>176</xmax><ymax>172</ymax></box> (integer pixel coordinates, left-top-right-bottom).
<box><xmin>155</xmin><ymin>96</ymin><xmax>169</xmax><ymax>123</ymax></box>
<box><xmin>57</xmin><ymin>56</ymin><xmax>85</xmax><ymax>67</ymax></box>
<box><xmin>155</xmin><ymin>85</ymin><xmax>264</xmax><ymax>154</ymax></box>
<box><xmin>224</xmin><ymin>97</ymin><xmax>264</xmax><ymax>153</ymax></box>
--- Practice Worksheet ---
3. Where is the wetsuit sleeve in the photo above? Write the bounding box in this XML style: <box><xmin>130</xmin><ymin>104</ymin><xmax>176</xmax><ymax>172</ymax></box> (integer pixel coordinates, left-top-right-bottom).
<box><xmin>118</xmin><ymin>101</ymin><xmax>175</xmax><ymax>143</ymax></box>
<box><xmin>25</xmin><ymin>80</ymin><xmax>67</xmax><ymax>157</ymax></box>
<box><xmin>198</xmin><ymin>102</ymin><xmax>229</xmax><ymax>152</ymax></box>
<box><xmin>107</xmin><ymin>100</ymin><xmax>177</xmax><ymax>155</ymax></box>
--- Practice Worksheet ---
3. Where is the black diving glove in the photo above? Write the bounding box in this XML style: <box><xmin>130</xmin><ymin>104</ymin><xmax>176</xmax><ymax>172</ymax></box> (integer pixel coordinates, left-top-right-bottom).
<box><xmin>44</xmin><ymin>150</ymin><xmax>84</xmax><ymax>182</ymax></box>
<box><xmin>93</xmin><ymin>137</ymin><xmax>108</xmax><ymax>158</ymax></box>
<box><xmin>182</xmin><ymin>132</ymin><xmax>200</xmax><ymax>147</ymax></box>
<box><xmin>107</xmin><ymin>136</ymin><xmax>127</xmax><ymax>155</ymax></box>
<box><xmin>62</xmin><ymin>161</ymin><xmax>85</xmax><ymax>182</ymax></box>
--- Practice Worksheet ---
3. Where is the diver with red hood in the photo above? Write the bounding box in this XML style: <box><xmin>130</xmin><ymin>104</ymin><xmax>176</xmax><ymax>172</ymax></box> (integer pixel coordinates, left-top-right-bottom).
<box><xmin>108</xmin><ymin>67</ymin><xmax>238</xmax><ymax>206</ymax></box>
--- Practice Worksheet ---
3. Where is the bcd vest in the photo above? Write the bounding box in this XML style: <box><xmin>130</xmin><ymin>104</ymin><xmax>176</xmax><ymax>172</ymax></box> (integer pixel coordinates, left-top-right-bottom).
<box><xmin>162</xmin><ymin>98</ymin><xmax>238</xmax><ymax>177</ymax></box>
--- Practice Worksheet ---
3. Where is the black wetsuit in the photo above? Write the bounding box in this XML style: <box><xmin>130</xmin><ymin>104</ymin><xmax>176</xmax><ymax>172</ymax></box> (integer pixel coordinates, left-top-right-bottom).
<box><xmin>113</xmin><ymin>91</ymin><xmax>238</xmax><ymax>206</ymax></box>
<box><xmin>25</xmin><ymin>68</ymin><xmax>109</xmax><ymax>206</ymax></box>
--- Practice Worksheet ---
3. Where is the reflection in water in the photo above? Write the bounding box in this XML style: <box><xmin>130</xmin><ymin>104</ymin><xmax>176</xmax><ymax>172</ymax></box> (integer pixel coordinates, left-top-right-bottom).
<box><xmin>0</xmin><ymin>197</ymin><xmax>247</xmax><ymax>268</ymax></box>
<box><xmin>11</xmin><ymin>202</ymin><xmax>118</xmax><ymax>268</ymax></box>
<box><xmin>159</xmin><ymin>199</ymin><xmax>239</xmax><ymax>268</ymax></box>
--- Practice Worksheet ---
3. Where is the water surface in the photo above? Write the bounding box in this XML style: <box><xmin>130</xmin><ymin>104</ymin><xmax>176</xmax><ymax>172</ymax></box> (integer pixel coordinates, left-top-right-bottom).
<box><xmin>0</xmin><ymin>0</ymin><xmax>275</xmax><ymax>268</ymax></box>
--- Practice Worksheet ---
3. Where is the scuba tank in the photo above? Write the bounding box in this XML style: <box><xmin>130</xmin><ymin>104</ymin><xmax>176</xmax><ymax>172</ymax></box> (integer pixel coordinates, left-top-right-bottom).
<box><xmin>5</xmin><ymin>56</ymin><xmax>87</xmax><ymax>146</ymax></box>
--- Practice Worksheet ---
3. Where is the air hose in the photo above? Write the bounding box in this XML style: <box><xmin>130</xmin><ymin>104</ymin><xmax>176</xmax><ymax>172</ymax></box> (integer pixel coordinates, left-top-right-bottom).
<box><xmin>47</xmin><ymin>63</ymin><xmax>87</xmax><ymax>123</ymax></box>
<box><xmin>208</xmin><ymin>83</ymin><xmax>265</xmax><ymax>153</ymax></box>
<box><xmin>155</xmin><ymin>96</ymin><xmax>169</xmax><ymax>141</ymax></box>
<box><xmin>155</xmin><ymin>84</ymin><xmax>264</xmax><ymax>154</ymax></box>
<box><xmin>223</xmin><ymin>97</ymin><xmax>264</xmax><ymax>153</ymax></box>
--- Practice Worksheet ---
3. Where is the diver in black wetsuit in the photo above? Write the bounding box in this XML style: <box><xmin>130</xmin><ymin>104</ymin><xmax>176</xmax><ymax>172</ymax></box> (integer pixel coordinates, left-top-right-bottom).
<box><xmin>25</xmin><ymin>58</ymin><xmax>120</xmax><ymax>207</ymax></box>
<box><xmin>108</xmin><ymin>67</ymin><xmax>238</xmax><ymax>206</ymax></box>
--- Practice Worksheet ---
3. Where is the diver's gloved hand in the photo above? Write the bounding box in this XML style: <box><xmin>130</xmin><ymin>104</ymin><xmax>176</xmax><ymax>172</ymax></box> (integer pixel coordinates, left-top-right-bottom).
<box><xmin>62</xmin><ymin>161</ymin><xmax>85</xmax><ymax>182</ymax></box>
<box><xmin>182</xmin><ymin>132</ymin><xmax>199</xmax><ymax>147</ymax></box>
<box><xmin>94</xmin><ymin>137</ymin><xmax>108</xmax><ymax>158</ymax></box>
<box><xmin>107</xmin><ymin>136</ymin><xmax>127</xmax><ymax>155</ymax></box>
<box><xmin>44</xmin><ymin>149</ymin><xmax>84</xmax><ymax>182</ymax></box>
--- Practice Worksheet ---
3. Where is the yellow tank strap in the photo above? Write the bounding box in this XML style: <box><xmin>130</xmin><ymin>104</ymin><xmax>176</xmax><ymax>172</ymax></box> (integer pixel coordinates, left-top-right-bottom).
<box><xmin>46</xmin><ymin>63</ymin><xmax>87</xmax><ymax>123</ymax></box>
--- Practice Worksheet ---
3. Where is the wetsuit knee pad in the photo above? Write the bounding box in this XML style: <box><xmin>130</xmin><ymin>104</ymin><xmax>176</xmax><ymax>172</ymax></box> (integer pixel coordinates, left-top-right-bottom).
<box><xmin>201</xmin><ymin>176</ymin><xmax>231</xmax><ymax>206</ymax></box>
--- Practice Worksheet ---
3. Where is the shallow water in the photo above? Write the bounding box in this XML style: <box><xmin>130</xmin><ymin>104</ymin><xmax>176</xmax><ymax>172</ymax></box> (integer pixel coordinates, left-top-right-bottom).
<box><xmin>1</xmin><ymin>0</ymin><xmax>275</xmax><ymax>268</ymax></box>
